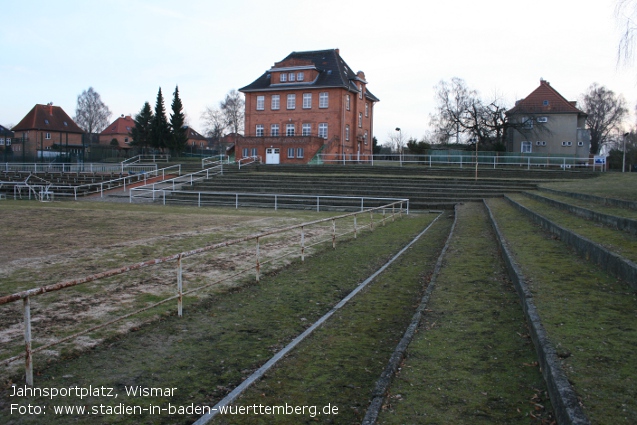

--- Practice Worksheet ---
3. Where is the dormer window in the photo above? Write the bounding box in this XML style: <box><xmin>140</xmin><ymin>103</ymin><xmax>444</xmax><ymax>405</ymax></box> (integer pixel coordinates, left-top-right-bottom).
<box><xmin>543</xmin><ymin>100</ymin><xmax>549</xmax><ymax>106</ymax></box>
<box><xmin>289</xmin><ymin>73</ymin><xmax>295</xmax><ymax>82</ymax></box>
<box><xmin>44</xmin><ymin>119</ymin><xmax>49</xmax><ymax>125</ymax></box>
<box><xmin>280</xmin><ymin>73</ymin><xmax>287</xmax><ymax>82</ymax></box>
<box><xmin>63</xmin><ymin>121</ymin><xmax>68</xmax><ymax>126</ymax></box>
<box><xmin>297</xmin><ymin>72</ymin><xmax>304</xmax><ymax>81</ymax></box>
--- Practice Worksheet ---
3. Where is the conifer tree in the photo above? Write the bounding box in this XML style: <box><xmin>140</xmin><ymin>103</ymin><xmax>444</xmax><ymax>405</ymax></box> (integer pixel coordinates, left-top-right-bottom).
<box><xmin>130</xmin><ymin>101</ymin><xmax>153</xmax><ymax>151</ymax></box>
<box><xmin>169</xmin><ymin>85</ymin><xmax>187</xmax><ymax>155</ymax></box>
<box><xmin>150</xmin><ymin>87</ymin><xmax>170</xmax><ymax>151</ymax></box>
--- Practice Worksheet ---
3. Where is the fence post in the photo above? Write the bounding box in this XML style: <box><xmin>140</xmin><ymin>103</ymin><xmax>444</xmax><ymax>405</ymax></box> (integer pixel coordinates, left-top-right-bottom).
<box><xmin>316</xmin><ymin>197</ymin><xmax>320</xmax><ymax>212</ymax></box>
<box><xmin>360</xmin><ymin>198</ymin><xmax>364</xmax><ymax>212</ymax></box>
<box><xmin>23</xmin><ymin>297</ymin><xmax>33</xmax><ymax>386</ymax></box>
<box><xmin>236</xmin><ymin>194</ymin><xmax>239</xmax><ymax>209</ymax></box>
<box><xmin>392</xmin><ymin>204</ymin><xmax>395</xmax><ymax>222</ymax></box>
<box><xmin>332</xmin><ymin>219</ymin><xmax>336</xmax><ymax>249</ymax></box>
<box><xmin>177</xmin><ymin>254</ymin><xmax>183</xmax><ymax>317</ymax></box>
<box><xmin>370</xmin><ymin>210</ymin><xmax>374</xmax><ymax>231</ymax></box>
<box><xmin>198</xmin><ymin>193</ymin><xmax>201</xmax><ymax>208</ymax></box>
<box><xmin>275</xmin><ymin>195</ymin><xmax>278</xmax><ymax>211</ymax></box>
<box><xmin>255</xmin><ymin>237</ymin><xmax>260</xmax><ymax>282</ymax></box>
<box><xmin>382</xmin><ymin>209</ymin><xmax>386</xmax><ymax>226</ymax></box>
<box><xmin>163</xmin><ymin>190</ymin><xmax>166</xmax><ymax>205</ymax></box>
<box><xmin>301</xmin><ymin>226</ymin><xmax>305</xmax><ymax>262</ymax></box>
<box><xmin>354</xmin><ymin>214</ymin><xmax>357</xmax><ymax>239</ymax></box>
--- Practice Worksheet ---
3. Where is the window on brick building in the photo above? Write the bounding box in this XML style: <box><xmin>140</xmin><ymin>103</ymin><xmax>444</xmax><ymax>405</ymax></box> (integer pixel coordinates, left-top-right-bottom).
<box><xmin>280</xmin><ymin>73</ymin><xmax>287</xmax><ymax>82</ymax></box>
<box><xmin>256</xmin><ymin>96</ymin><xmax>264</xmax><ymax>110</ymax></box>
<box><xmin>289</xmin><ymin>73</ymin><xmax>295</xmax><ymax>82</ymax></box>
<box><xmin>318</xmin><ymin>123</ymin><xmax>328</xmax><ymax>139</ymax></box>
<box><xmin>256</xmin><ymin>125</ymin><xmax>264</xmax><ymax>137</ymax></box>
<box><xmin>302</xmin><ymin>123</ymin><xmax>311</xmax><ymax>136</ymax></box>
<box><xmin>319</xmin><ymin>92</ymin><xmax>328</xmax><ymax>108</ymax></box>
<box><xmin>271</xmin><ymin>124</ymin><xmax>279</xmax><ymax>136</ymax></box>
<box><xmin>297</xmin><ymin>72</ymin><xmax>304</xmax><ymax>81</ymax></box>
<box><xmin>297</xmin><ymin>148</ymin><xmax>304</xmax><ymax>158</ymax></box>
<box><xmin>365</xmin><ymin>103</ymin><xmax>369</xmax><ymax>117</ymax></box>
<box><xmin>271</xmin><ymin>95</ymin><xmax>280</xmax><ymax>110</ymax></box>
<box><xmin>287</xmin><ymin>147</ymin><xmax>295</xmax><ymax>158</ymax></box>
<box><xmin>303</xmin><ymin>93</ymin><xmax>312</xmax><ymax>109</ymax></box>
<box><xmin>287</xmin><ymin>94</ymin><xmax>296</xmax><ymax>109</ymax></box>
<box><xmin>346</xmin><ymin>95</ymin><xmax>350</xmax><ymax>110</ymax></box>
<box><xmin>286</xmin><ymin>124</ymin><xmax>295</xmax><ymax>136</ymax></box>
<box><xmin>242</xmin><ymin>148</ymin><xmax>249</xmax><ymax>157</ymax></box>
<box><xmin>345</xmin><ymin>125</ymin><xmax>350</xmax><ymax>141</ymax></box>
<box><xmin>358</xmin><ymin>113</ymin><xmax>363</xmax><ymax>128</ymax></box>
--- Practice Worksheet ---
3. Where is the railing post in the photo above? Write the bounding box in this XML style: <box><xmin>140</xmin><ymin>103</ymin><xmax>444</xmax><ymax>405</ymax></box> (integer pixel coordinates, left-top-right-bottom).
<box><xmin>198</xmin><ymin>193</ymin><xmax>201</xmax><ymax>208</ymax></box>
<box><xmin>177</xmin><ymin>254</ymin><xmax>183</xmax><ymax>317</ymax></box>
<box><xmin>360</xmin><ymin>198</ymin><xmax>364</xmax><ymax>212</ymax></box>
<box><xmin>392</xmin><ymin>205</ymin><xmax>395</xmax><ymax>222</ymax></box>
<box><xmin>354</xmin><ymin>214</ymin><xmax>357</xmax><ymax>239</ymax></box>
<box><xmin>163</xmin><ymin>190</ymin><xmax>166</xmax><ymax>205</ymax></box>
<box><xmin>301</xmin><ymin>226</ymin><xmax>305</xmax><ymax>262</ymax></box>
<box><xmin>382</xmin><ymin>209</ymin><xmax>386</xmax><ymax>226</ymax></box>
<box><xmin>275</xmin><ymin>195</ymin><xmax>278</xmax><ymax>211</ymax></box>
<box><xmin>236</xmin><ymin>193</ymin><xmax>239</xmax><ymax>209</ymax></box>
<box><xmin>23</xmin><ymin>296</ymin><xmax>33</xmax><ymax>386</ymax></box>
<box><xmin>370</xmin><ymin>210</ymin><xmax>374</xmax><ymax>230</ymax></box>
<box><xmin>316</xmin><ymin>196</ymin><xmax>320</xmax><ymax>212</ymax></box>
<box><xmin>332</xmin><ymin>219</ymin><xmax>336</xmax><ymax>249</ymax></box>
<box><xmin>255</xmin><ymin>237</ymin><xmax>260</xmax><ymax>282</ymax></box>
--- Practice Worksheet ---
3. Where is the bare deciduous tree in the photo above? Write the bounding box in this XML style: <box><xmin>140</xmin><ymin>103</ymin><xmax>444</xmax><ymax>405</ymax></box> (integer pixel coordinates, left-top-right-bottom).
<box><xmin>220</xmin><ymin>89</ymin><xmax>244</xmax><ymax>135</ymax></box>
<box><xmin>580</xmin><ymin>83</ymin><xmax>628</xmax><ymax>154</ymax></box>
<box><xmin>616</xmin><ymin>0</ymin><xmax>637</xmax><ymax>65</ymax></box>
<box><xmin>430</xmin><ymin>78</ymin><xmax>508</xmax><ymax>148</ymax></box>
<box><xmin>74</xmin><ymin>87</ymin><xmax>112</xmax><ymax>135</ymax></box>
<box><xmin>201</xmin><ymin>106</ymin><xmax>227</xmax><ymax>141</ymax></box>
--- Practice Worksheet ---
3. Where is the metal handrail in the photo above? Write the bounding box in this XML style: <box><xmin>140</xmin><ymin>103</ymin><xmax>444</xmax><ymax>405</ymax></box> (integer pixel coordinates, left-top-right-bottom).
<box><xmin>0</xmin><ymin>200</ymin><xmax>407</xmax><ymax>385</ymax></box>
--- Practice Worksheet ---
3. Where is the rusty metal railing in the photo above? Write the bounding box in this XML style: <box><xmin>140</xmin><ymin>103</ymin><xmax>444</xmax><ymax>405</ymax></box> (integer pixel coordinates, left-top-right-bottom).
<box><xmin>0</xmin><ymin>201</ymin><xmax>408</xmax><ymax>385</ymax></box>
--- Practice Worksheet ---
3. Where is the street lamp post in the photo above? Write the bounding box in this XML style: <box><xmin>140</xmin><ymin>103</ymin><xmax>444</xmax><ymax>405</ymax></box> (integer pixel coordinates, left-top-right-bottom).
<box><xmin>395</xmin><ymin>127</ymin><xmax>402</xmax><ymax>166</ymax></box>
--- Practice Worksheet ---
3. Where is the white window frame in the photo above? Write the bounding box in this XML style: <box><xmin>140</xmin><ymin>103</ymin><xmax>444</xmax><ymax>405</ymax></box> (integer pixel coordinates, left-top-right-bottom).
<box><xmin>280</xmin><ymin>73</ymin><xmax>287</xmax><ymax>82</ymax></box>
<box><xmin>365</xmin><ymin>103</ymin><xmax>369</xmax><ymax>117</ymax></box>
<box><xmin>287</xmin><ymin>147</ymin><xmax>295</xmax><ymax>158</ymax></box>
<box><xmin>302</xmin><ymin>123</ymin><xmax>311</xmax><ymax>136</ymax></box>
<box><xmin>242</xmin><ymin>148</ymin><xmax>249</xmax><ymax>157</ymax></box>
<box><xmin>271</xmin><ymin>95</ymin><xmax>280</xmax><ymax>110</ymax></box>
<box><xmin>358</xmin><ymin>113</ymin><xmax>363</xmax><ymax>128</ymax></box>
<box><xmin>303</xmin><ymin>93</ymin><xmax>312</xmax><ymax>109</ymax></box>
<box><xmin>255</xmin><ymin>124</ymin><xmax>264</xmax><ymax>137</ymax></box>
<box><xmin>345</xmin><ymin>125</ymin><xmax>350</xmax><ymax>141</ymax></box>
<box><xmin>297</xmin><ymin>147</ymin><xmax>304</xmax><ymax>158</ymax></box>
<box><xmin>256</xmin><ymin>96</ymin><xmax>265</xmax><ymax>110</ymax></box>
<box><xmin>346</xmin><ymin>95</ymin><xmax>350</xmax><ymax>110</ymax></box>
<box><xmin>318</xmin><ymin>123</ymin><xmax>328</xmax><ymax>139</ymax></box>
<box><xmin>286</xmin><ymin>124</ymin><xmax>295</xmax><ymax>136</ymax></box>
<box><xmin>521</xmin><ymin>141</ymin><xmax>532</xmax><ymax>153</ymax></box>
<box><xmin>45</xmin><ymin>132</ymin><xmax>51</xmax><ymax>140</ymax></box>
<box><xmin>251</xmin><ymin>148</ymin><xmax>258</xmax><ymax>156</ymax></box>
<box><xmin>271</xmin><ymin>124</ymin><xmax>279</xmax><ymax>136</ymax></box>
<box><xmin>289</xmin><ymin>72</ymin><xmax>295</xmax><ymax>82</ymax></box>
<box><xmin>319</xmin><ymin>92</ymin><xmax>328</xmax><ymax>108</ymax></box>
<box><xmin>287</xmin><ymin>94</ymin><xmax>296</xmax><ymax>110</ymax></box>
<box><xmin>297</xmin><ymin>72</ymin><xmax>304</xmax><ymax>81</ymax></box>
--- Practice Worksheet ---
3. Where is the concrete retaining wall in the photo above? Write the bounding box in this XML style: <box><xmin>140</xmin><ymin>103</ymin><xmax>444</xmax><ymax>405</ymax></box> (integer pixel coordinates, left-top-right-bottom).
<box><xmin>523</xmin><ymin>192</ymin><xmax>637</xmax><ymax>235</ymax></box>
<box><xmin>504</xmin><ymin>195</ymin><xmax>637</xmax><ymax>289</ymax></box>
<box><xmin>484</xmin><ymin>200</ymin><xmax>590</xmax><ymax>425</ymax></box>
<box><xmin>538</xmin><ymin>187</ymin><xmax>637</xmax><ymax>211</ymax></box>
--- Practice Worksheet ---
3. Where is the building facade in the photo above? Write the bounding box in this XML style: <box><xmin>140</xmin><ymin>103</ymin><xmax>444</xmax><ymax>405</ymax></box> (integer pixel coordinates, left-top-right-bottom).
<box><xmin>506</xmin><ymin>79</ymin><xmax>590</xmax><ymax>158</ymax></box>
<box><xmin>99</xmin><ymin>115</ymin><xmax>135</xmax><ymax>151</ymax></box>
<box><xmin>12</xmin><ymin>103</ymin><xmax>85</xmax><ymax>160</ymax></box>
<box><xmin>239</xmin><ymin>49</ymin><xmax>379</xmax><ymax>164</ymax></box>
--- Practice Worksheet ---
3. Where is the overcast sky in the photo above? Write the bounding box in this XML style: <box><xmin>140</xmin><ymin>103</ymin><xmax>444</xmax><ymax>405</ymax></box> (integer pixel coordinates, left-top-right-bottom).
<box><xmin>2</xmin><ymin>0</ymin><xmax>635</xmax><ymax>144</ymax></box>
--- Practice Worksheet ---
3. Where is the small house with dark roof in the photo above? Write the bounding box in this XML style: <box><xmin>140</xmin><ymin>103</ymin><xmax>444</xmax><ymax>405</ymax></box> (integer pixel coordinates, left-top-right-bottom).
<box><xmin>99</xmin><ymin>115</ymin><xmax>135</xmax><ymax>151</ymax></box>
<box><xmin>185</xmin><ymin>126</ymin><xmax>209</xmax><ymax>153</ymax></box>
<box><xmin>12</xmin><ymin>103</ymin><xmax>85</xmax><ymax>160</ymax></box>
<box><xmin>506</xmin><ymin>79</ymin><xmax>590</xmax><ymax>157</ymax></box>
<box><xmin>239</xmin><ymin>49</ymin><xmax>379</xmax><ymax>164</ymax></box>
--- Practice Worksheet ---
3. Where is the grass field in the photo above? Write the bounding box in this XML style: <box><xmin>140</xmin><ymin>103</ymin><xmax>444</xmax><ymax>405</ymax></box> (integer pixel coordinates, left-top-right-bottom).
<box><xmin>0</xmin><ymin>170</ymin><xmax>635</xmax><ymax>425</ymax></box>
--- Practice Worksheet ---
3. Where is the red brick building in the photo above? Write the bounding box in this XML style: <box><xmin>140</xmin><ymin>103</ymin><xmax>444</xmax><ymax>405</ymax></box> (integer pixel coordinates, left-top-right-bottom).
<box><xmin>239</xmin><ymin>49</ymin><xmax>379</xmax><ymax>164</ymax></box>
<box><xmin>99</xmin><ymin>115</ymin><xmax>135</xmax><ymax>151</ymax></box>
<box><xmin>12</xmin><ymin>103</ymin><xmax>84</xmax><ymax>159</ymax></box>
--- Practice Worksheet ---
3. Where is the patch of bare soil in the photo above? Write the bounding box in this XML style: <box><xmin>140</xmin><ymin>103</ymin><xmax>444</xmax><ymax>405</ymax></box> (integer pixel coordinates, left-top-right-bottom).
<box><xmin>0</xmin><ymin>206</ymin><xmax>338</xmax><ymax>381</ymax></box>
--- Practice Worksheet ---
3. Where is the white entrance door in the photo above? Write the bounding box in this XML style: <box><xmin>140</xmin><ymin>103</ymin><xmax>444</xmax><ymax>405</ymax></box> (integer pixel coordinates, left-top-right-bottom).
<box><xmin>266</xmin><ymin>148</ymin><xmax>280</xmax><ymax>164</ymax></box>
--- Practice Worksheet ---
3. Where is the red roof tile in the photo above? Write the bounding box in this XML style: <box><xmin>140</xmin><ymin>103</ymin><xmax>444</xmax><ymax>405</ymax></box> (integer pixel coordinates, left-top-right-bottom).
<box><xmin>507</xmin><ymin>79</ymin><xmax>585</xmax><ymax>116</ymax></box>
<box><xmin>101</xmin><ymin>115</ymin><xmax>135</xmax><ymax>136</ymax></box>
<box><xmin>12</xmin><ymin>104</ymin><xmax>84</xmax><ymax>133</ymax></box>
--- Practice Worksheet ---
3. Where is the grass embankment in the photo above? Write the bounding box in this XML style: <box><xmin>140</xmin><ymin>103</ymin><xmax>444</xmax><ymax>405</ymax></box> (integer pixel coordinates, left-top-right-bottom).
<box><xmin>505</xmin><ymin>193</ymin><xmax>637</xmax><ymax>263</ymax></box>
<box><xmin>526</xmin><ymin>190</ymin><xmax>637</xmax><ymax>220</ymax></box>
<box><xmin>539</xmin><ymin>172</ymin><xmax>637</xmax><ymax>201</ymax></box>
<box><xmin>210</xmin><ymin>212</ymin><xmax>453</xmax><ymax>425</ymax></box>
<box><xmin>376</xmin><ymin>202</ymin><xmax>553</xmax><ymax>425</ymax></box>
<box><xmin>486</xmin><ymin>198</ymin><xmax>637</xmax><ymax>424</ymax></box>
<box><xmin>0</xmin><ymin>212</ymin><xmax>444</xmax><ymax>424</ymax></box>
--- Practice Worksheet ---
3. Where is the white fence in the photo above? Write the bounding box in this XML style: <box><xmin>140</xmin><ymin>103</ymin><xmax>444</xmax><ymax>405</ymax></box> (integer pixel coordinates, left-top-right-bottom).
<box><xmin>315</xmin><ymin>153</ymin><xmax>598</xmax><ymax>170</ymax></box>
<box><xmin>0</xmin><ymin>201</ymin><xmax>407</xmax><ymax>385</ymax></box>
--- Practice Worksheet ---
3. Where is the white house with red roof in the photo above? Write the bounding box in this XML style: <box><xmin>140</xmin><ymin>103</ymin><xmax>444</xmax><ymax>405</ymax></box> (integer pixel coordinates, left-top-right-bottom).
<box><xmin>506</xmin><ymin>79</ymin><xmax>590</xmax><ymax>158</ymax></box>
